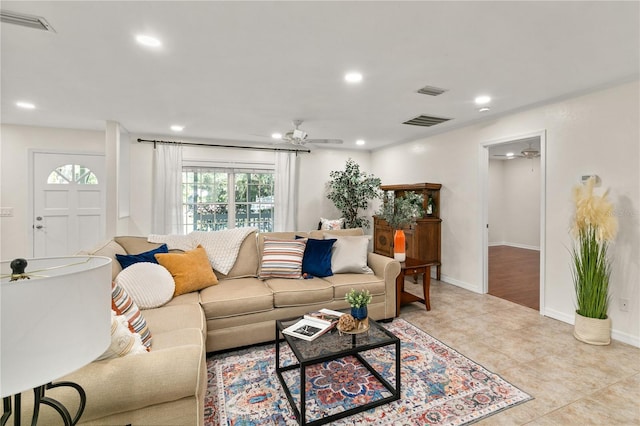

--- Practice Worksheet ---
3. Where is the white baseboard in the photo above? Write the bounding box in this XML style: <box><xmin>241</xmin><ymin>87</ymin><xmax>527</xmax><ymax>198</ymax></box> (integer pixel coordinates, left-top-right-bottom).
<box><xmin>489</xmin><ymin>241</ymin><xmax>540</xmax><ymax>251</ymax></box>
<box><xmin>543</xmin><ymin>307</ymin><xmax>574</xmax><ymax>324</ymax></box>
<box><xmin>439</xmin><ymin>273</ymin><xmax>482</xmax><ymax>294</ymax></box>
<box><xmin>544</xmin><ymin>308</ymin><xmax>639</xmax><ymax>348</ymax></box>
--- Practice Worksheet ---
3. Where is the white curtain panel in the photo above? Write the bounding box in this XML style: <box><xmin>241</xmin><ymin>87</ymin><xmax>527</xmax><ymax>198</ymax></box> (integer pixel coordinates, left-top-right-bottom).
<box><xmin>274</xmin><ymin>151</ymin><xmax>298</xmax><ymax>232</ymax></box>
<box><xmin>152</xmin><ymin>144</ymin><xmax>184</xmax><ymax>234</ymax></box>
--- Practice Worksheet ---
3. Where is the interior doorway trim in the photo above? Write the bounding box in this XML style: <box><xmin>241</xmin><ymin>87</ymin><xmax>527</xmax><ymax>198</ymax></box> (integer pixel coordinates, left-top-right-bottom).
<box><xmin>479</xmin><ymin>130</ymin><xmax>547</xmax><ymax>316</ymax></box>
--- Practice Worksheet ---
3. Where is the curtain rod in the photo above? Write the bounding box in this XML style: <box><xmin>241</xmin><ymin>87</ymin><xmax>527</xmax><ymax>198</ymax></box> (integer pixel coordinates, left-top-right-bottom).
<box><xmin>137</xmin><ymin>138</ymin><xmax>310</xmax><ymax>154</ymax></box>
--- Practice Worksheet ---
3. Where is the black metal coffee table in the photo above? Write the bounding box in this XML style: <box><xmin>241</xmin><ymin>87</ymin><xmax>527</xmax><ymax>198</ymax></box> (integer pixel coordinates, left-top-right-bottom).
<box><xmin>275</xmin><ymin>316</ymin><xmax>400</xmax><ymax>426</ymax></box>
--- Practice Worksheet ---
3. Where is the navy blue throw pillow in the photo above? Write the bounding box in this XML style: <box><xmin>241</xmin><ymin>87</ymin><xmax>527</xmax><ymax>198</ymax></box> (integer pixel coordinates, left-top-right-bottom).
<box><xmin>115</xmin><ymin>244</ymin><xmax>169</xmax><ymax>269</ymax></box>
<box><xmin>298</xmin><ymin>238</ymin><xmax>337</xmax><ymax>278</ymax></box>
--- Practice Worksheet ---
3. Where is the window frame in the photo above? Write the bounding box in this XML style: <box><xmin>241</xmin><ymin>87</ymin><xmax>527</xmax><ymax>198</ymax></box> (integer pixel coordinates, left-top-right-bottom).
<box><xmin>182</xmin><ymin>161</ymin><xmax>275</xmax><ymax>233</ymax></box>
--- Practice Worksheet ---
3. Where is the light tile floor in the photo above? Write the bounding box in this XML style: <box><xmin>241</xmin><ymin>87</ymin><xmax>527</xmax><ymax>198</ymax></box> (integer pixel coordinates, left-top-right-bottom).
<box><xmin>399</xmin><ymin>279</ymin><xmax>640</xmax><ymax>425</ymax></box>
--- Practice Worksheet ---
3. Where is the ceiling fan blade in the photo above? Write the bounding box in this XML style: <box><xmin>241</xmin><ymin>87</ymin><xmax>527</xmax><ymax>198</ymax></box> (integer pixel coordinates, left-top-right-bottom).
<box><xmin>306</xmin><ymin>139</ymin><xmax>343</xmax><ymax>144</ymax></box>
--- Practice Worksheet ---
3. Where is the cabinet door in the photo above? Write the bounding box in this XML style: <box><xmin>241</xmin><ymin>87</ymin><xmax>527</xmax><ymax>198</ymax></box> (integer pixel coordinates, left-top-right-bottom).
<box><xmin>415</xmin><ymin>220</ymin><xmax>441</xmax><ymax>262</ymax></box>
<box><xmin>374</xmin><ymin>218</ymin><xmax>393</xmax><ymax>257</ymax></box>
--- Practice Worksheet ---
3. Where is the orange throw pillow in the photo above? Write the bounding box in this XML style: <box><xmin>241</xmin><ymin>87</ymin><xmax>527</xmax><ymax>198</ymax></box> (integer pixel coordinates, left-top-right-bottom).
<box><xmin>155</xmin><ymin>245</ymin><xmax>219</xmax><ymax>296</ymax></box>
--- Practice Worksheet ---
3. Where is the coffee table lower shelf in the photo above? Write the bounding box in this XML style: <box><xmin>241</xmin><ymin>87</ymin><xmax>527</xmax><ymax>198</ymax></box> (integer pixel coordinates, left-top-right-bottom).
<box><xmin>275</xmin><ymin>318</ymin><xmax>401</xmax><ymax>426</ymax></box>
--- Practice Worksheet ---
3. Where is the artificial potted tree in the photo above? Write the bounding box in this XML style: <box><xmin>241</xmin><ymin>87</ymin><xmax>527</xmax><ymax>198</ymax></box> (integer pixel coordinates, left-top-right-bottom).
<box><xmin>326</xmin><ymin>159</ymin><xmax>381</xmax><ymax>229</ymax></box>
<box><xmin>570</xmin><ymin>177</ymin><xmax>618</xmax><ymax>345</ymax></box>
<box><xmin>376</xmin><ymin>191</ymin><xmax>425</xmax><ymax>261</ymax></box>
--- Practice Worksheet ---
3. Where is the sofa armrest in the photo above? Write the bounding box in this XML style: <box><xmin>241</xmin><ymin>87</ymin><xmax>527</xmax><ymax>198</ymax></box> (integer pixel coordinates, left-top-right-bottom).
<box><xmin>367</xmin><ymin>252</ymin><xmax>400</xmax><ymax>319</ymax></box>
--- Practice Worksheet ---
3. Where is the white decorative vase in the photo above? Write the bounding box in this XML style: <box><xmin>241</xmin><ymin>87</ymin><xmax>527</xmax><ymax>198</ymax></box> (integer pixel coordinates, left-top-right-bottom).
<box><xmin>574</xmin><ymin>311</ymin><xmax>611</xmax><ymax>345</ymax></box>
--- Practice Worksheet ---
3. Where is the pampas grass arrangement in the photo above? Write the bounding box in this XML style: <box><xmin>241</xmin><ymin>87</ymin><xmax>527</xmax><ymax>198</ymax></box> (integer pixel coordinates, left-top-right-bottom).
<box><xmin>570</xmin><ymin>177</ymin><xmax>618</xmax><ymax>320</ymax></box>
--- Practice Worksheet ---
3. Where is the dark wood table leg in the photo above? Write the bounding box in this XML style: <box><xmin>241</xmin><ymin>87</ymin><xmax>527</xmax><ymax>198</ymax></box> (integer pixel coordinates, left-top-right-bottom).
<box><xmin>423</xmin><ymin>267</ymin><xmax>431</xmax><ymax>311</ymax></box>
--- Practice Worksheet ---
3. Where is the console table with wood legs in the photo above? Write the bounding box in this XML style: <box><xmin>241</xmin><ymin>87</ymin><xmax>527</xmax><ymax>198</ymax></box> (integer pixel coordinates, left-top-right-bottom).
<box><xmin>395</xmin><ymin>257</ymin><xmax>437</xmax><ymax>317</ymax></box>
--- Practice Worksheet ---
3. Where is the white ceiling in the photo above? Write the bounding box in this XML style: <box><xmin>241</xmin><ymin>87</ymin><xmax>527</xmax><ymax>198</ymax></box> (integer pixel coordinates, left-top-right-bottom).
<box><xmin>2</xmin><ymin>1</ymin><xmax>638</xmax><ymax>151</ymax></box>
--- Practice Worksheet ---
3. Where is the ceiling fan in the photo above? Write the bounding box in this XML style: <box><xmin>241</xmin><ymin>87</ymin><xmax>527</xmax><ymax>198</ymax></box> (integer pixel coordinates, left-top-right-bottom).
<box><xmin>278</xmin><ymin>120</ymin><xmax>343</xmax><ymax>146</ymax></box>
<box><xmin>493</xmin><ymin>144</ymin><xmax>540</xmax><ymax>159</ymax></box>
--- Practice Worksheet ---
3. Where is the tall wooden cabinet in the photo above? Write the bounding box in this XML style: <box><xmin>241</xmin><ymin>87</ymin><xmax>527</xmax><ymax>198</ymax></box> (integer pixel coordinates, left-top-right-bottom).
<box><xmin>373</xmin><ymin>183</ymin><xmax>442</xmax><ymax>279</ymax></box>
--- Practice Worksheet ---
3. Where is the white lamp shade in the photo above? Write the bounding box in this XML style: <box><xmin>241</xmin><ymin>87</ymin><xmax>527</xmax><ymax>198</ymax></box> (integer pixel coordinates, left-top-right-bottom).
<box><xmin>1</xmin><ymin>256</ymin><xmax>112</xmax><ymax>398</ymax></box>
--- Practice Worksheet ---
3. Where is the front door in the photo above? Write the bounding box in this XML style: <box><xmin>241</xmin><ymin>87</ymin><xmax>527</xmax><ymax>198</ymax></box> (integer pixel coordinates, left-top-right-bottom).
<box><xmin>32</xmin><ymin>152</ymin><xmax>105</xmax><ymax>257</ymax></box>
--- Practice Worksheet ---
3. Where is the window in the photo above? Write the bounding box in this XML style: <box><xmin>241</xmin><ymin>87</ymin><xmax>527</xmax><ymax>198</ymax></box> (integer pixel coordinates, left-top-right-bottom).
<box><xmin>47</xmin><ymin>164</ymin><xmax>98</xmax><ymax>184</ymax></box>
<box><xmin>182</xmin><ymin>167</ymin><xmax>274</xmax><ymax>233</ymax></box>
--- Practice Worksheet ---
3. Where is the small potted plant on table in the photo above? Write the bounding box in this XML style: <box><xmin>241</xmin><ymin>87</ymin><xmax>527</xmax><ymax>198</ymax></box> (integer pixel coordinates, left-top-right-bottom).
<box><xmin>345</xmin><ymin>288</ymin><xmax>372</xmax><ymax>320</ymax></box>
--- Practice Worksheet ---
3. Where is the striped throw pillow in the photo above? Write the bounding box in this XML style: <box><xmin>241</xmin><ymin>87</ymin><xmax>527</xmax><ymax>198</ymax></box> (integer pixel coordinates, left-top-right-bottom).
<box><xmin>259</xmin><ymin>238</ymin><xmax>307</xmax><ymax>279</ymax></box>
<box><xmin>111</xmin><ymin>281</ymin><xmax>152</xmax><ymax>349</ymax></box>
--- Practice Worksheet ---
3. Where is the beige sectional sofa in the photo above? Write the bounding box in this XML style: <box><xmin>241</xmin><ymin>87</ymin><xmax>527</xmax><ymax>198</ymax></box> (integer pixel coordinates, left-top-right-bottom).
<box><xmin>21</xmin><ymin>228</ymin><xmax>399</xmax><ymax>425</ymax></box>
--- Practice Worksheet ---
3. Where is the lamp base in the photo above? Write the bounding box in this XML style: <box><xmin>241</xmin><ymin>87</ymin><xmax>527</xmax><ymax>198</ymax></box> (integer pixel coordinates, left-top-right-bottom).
<box><xmin>2</xmin><ymin>381</ymin><xmax>86</xmax><ymax>426</ymax></box>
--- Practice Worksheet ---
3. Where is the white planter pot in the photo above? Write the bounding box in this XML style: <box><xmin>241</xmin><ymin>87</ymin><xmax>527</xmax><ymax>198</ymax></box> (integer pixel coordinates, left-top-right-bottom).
<box><xmin>574</xmin><ymin>311</ymin><xmax>611</xmax><ymax>345</ymax></box>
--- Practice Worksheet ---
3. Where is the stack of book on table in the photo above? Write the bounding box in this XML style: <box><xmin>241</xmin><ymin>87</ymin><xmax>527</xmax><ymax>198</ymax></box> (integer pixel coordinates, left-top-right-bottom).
<box><xmin>282</xmin><ymin>308</ymin><xmax>344</xmax><ymax>341</ymax></box>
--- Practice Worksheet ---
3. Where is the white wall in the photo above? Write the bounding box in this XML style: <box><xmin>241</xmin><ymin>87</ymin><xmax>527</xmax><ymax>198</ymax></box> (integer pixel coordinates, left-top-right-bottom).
<box><xmin>488</xmin><ymin>159</ymin><xmax>505</xmax><ymax>244</ymax></box>
<box><xmin>371</xmin><ymin>80</ymin><xmax>640</xmax><ymax>346</ymax></box>
<box><xmin>503</xmin><ymin>157</ymin><xmax>540</xmax><ymax>249</ymax></box>
<box><xmin>489</xmin><ymin>157</ymin><xmax>541</xmax><ymax>249</ymax></box>
<box><xmin>0</xmin><ymin>125</ymin><xmax>105</xmax><ymax>260</ymax></box>
<box><xmin>297</xmin><ymin>150</ymin><xmax>374</xmax><ymax>233</ymax></box>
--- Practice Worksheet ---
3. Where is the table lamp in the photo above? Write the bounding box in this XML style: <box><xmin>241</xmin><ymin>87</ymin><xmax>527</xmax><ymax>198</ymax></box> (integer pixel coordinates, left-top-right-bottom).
<box><xmin>1</xmin><ymin>255</ymin><xmax>111</xmax><ymax>425</ymax></box>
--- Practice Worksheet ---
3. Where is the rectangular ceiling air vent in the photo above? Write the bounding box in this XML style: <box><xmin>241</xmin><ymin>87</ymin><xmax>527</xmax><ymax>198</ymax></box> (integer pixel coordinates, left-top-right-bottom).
<box><xmin>403</xmin><ymin>115</ymin><xmax>452</xmax><ymax>127</ymax></box>
<box><xmin>1</xmin><ymin>10</ymin><xmax>55</xmax><ymax>32</ymax></box>
<box><xmin>417</xmin><ymin>85</ymin><xmax>447</xmax><ymax>96</ymax></box>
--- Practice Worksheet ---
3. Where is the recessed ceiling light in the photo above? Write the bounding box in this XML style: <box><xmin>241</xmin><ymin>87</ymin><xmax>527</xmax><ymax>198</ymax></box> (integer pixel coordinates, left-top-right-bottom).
<box><xmin>356</xmin><ymin>139</ymin><xmax>366</xmax><ymax>146</ymax></box>
<box><xmin>16</xmin><ymin>101</ymin><xmax>35</xmax><ymax>109</ymax></box>
<box><xmin>344</xmin><ymin>72</ymin><xmax>363</xmax><ymax>83</ymax></box>
<box><xmin>271</xmin><ymin>133</ymin><xmax>282</xmax><ymax>140</ymax></box>
<box><xmin>170</xmin><ymin>125</ymin><xmax>184</xmax><ymax>132</ymax></box>
<box><xmin>136</xmin><ymin>34</ymin><xmax>161</xmax><ymax>47</ymax></box>
<box><xmin>475</xmin><ymin>95</ymin><xmax>491</xmax><ymax>105</ymax></box>
<box><xmin>506</xmin><ymin>152</ymin><xmax>514</xmax><ymax>157</ymax></box>
<box><xmin>478</xmin><ymin>107</ymin><xmax>491</xmax><ymax>112</ymax></box>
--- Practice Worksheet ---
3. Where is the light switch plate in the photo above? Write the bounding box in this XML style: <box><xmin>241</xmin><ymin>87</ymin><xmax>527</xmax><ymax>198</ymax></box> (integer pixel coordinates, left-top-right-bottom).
<box><xmin>0</xmin><ymin>207</ymin><xmax>14</xmax><ymax>217</ymax></box>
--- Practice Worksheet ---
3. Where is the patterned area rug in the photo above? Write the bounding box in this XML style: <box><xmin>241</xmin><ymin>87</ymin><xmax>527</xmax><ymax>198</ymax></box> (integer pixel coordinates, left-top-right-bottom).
<box><xmin>204</xmin><ymin>319</ymin><xmax>532</xmax><ymax>425</ymax></box>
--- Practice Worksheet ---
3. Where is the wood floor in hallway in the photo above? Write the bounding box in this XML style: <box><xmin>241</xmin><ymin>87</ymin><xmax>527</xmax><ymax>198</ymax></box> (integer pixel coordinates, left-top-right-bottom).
<box><xmin>489</xmin><ymin>245</ymin><xmax>540</xmax><ymax>310</ymax></box>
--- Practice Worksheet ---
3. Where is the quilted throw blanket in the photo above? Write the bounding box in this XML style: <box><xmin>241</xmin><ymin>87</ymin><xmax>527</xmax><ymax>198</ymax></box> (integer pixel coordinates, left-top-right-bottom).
<box><xmin>149</xmin><ymin>227</ymin><xmax>257</xmax><ymax>275</ymax></box>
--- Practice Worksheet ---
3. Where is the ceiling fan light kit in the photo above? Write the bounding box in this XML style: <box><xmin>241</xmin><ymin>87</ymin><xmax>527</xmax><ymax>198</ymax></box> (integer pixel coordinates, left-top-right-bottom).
<box><xmin>278</xmin><ymin>120</ymin><xmax>343</xmax><ymax>146</ymax></box>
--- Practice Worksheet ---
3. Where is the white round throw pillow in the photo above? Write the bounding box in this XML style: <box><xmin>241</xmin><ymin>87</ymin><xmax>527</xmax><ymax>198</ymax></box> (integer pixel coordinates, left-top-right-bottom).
<box><xmin>115</xmin><ymin>262</ymin><xmax>175</xmax><ymax>309</ymax></box>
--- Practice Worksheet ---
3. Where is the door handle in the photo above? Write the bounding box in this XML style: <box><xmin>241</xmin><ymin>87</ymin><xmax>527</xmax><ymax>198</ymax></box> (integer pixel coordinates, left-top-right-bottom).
<box><xmin>35</xmin><ymin>225</ymin><xmax>44</xmax><ymax>229</ymax></box>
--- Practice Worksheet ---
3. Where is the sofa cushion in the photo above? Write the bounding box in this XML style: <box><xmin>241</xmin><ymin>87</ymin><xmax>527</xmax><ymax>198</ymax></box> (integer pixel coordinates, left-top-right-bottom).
<box><xmin>327</xmin><ymin>235</ymin><xmax>373</xmax><ymax>274</ymax></box>
<box><xmin>115</xmin><ymin>262</ymin><xmax>175</xmax><ymax>309</ymax></box>
<box><xmin>257</xmin><ymin>231</ymin><xmax>309</xmax><ymax>256</ymax></box>
<box><xmin>308</xmin><ymin>227</ymin><xmax>364</xmax><ymax>239</ymax></box>
<box><xmin>191</xmin><ymin>227</ymin><xmax>257</xmax><ymax>275</ymax></box>
<box><xmin>142</xmin><ymin>303</ymin><xmax>205</xmax><ymax>336</ymax></box>
<box><xmin>321</xmin><ymin>273</ymin><xmax>387</xmax><ymax>299</ymax></box>
<box><xmin>115</xmin><ymin>244</ymin><xmax>168</xmax><ymax>269</ymax></box>
<box><xmin>111</xmin><ymin>281</ymin><xmax>152</xmax><ymax>349</ymax></box>
<box><xmin>258</xmin><ymin>238</ymin><xmax>307</xmax><ymax>279</ymax></box>
<box><xmin>214</xmin><ymin>230</ymin><xmax>260</xmax><ymax>279</ymax></box>
<box><xmin>155</xmin><ymin>245</ymin><xmax>219</xmax><ymax>296</ymax></box>
<box><xmin>78</xmin><ymin>239</ymin><xmax>127</xmax><ymax>279</ymax></box>
<box><xmin>200</xmin><ymin>278</ymin><xmax>274</xmax><ymax>319</ymax></box>
<box><xmin>265</xmin><ymin>278</ymin><xmax>334</xmax><ymax>307</ymax></box>
<box><xmin>165</xmin><ymin>291</ymin><xmax>200</xmax><ymax>306</ymax></box>
<box><xmin>114</xmin><ymin>236</ymin><xmax>165</xmax><ymax>255</ymax></box>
